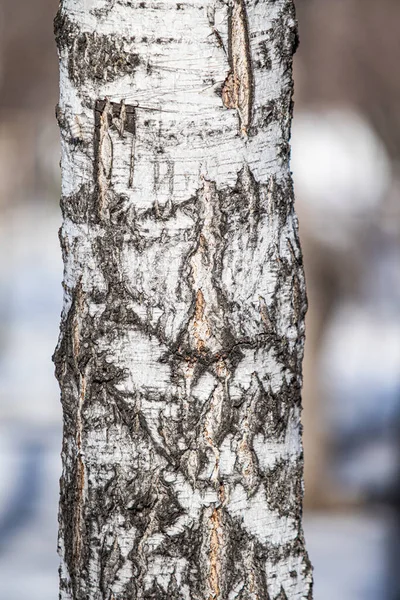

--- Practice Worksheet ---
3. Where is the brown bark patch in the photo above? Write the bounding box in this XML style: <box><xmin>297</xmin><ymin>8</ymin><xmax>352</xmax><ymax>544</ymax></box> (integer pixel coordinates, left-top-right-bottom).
<box><xmin>209</xmin><ymin>506</ymin><xmax>223</xmax><ymax>599</ymax></box>
<box><xmin>192</xmin><ymin>288</ymin><xmax>210</xmax><ymax>353</ymax></box>
<box><xmin>222</xmin><ymin>0</ymin><xmax>253</xmax><ymax>135</ymax></box>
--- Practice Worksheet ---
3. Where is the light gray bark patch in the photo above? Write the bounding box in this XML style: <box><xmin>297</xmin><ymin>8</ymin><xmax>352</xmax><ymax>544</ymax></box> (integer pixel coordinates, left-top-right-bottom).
<box><xmin>207</xmin><ymin>4</ymin><xmax>226</xmax><ymax>54</ymax></box>
<box><xmin>250</xmin><ymin>87</ymin><xmax>293</xmax><ymax>134</ymax></box>
<box><xmin>221</xmin><ymin>0</ymin><xmax>253</xmax><ymax>135</ymax></box>
<box><xmin>54</xmin><ymin>12</ymin><xmax>140</xmax><ymax>85</ymax></box>
<box><xmin>153</xmin><ymin>159</ymin><xmax>174</xmax><ymax>212</ymax></box>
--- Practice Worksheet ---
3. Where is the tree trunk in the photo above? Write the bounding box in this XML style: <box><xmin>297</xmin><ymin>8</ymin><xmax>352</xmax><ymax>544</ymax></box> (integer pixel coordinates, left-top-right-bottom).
<box><xmin>54</xmin><ymin>0</ymin><xmax>312</xmax><ymax>598</ymax></box>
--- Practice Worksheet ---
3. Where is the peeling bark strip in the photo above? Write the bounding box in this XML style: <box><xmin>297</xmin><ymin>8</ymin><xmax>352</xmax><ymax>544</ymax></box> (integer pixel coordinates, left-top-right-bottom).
<box><xmin>55</xmin><ymin>0</ymin><xmax>312</xmax><ymax>599</ymax></box>
<box><xmin>94</xmin><ymin>99</ymin><xmax>136</xmax><ymax>217</ymax></box>
<box><xmin>221</xmin><ymin>0</ymin><xmax>253</xmax><ymax>135</ymax></box>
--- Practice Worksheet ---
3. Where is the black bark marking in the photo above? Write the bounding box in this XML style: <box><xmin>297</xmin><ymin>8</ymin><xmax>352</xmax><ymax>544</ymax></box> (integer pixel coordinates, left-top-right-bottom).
<box><xmin>269</xmin><ymin>5</ymin><xmax>299</xmax><ymax>62</ymax></box>
<box><xmin>264</xmin><ymin>458</ymin><xmax>304</xmax><ymax>519</ymax></box>
<box><xmin>54</xmin><ymin>12</ymin><xmax>140</xmax><ymax>85</ymax></box>
<box><xmin>254</xmin><ymin>39</ymin><xmax>272</xmax><ymax>71</ymax></box>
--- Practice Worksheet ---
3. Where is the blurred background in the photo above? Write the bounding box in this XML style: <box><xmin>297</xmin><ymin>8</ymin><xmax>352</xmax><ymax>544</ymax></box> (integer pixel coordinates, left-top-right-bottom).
<box><xmin>0</xmin><ymin>0</ymin><xmax>399</xmax><ymax>598</ymax></box>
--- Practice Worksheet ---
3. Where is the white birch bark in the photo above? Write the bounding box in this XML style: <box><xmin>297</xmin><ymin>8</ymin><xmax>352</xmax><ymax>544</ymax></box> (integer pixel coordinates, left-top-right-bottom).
<box><xmin>54</xmin><ymin>0</ymin><xmax>313</xmax><ymax>598</ymax></box>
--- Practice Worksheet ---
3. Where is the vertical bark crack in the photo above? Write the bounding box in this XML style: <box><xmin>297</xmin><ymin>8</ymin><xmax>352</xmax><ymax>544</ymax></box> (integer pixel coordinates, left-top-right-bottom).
<box><xmin>95</xmin><ymin>99</ymin><xmax>113</xmax><ymax>220</ymax></box>
<box><xmin>69</xmin><ymin>281</ymin><xmax>89</xmax><ymax>593</ymax></box>
<box><xmin>207</xmin><ymin>483</ymin><xmax>226</xmax><ymax>600</ymax></box>
<box><xmin>221</xmin><ymin>0</ymin><xmax>253</xmax><ymax>135</ymax></box>
<box><xmin>209</xmin><ymin>506</ymin><xmax>223</xmax><ymax>599</ymax></box>
<box><xmin>185</xmin><ymin>178</ymin><xmax>228</xmax><ymax>357</ymax></box>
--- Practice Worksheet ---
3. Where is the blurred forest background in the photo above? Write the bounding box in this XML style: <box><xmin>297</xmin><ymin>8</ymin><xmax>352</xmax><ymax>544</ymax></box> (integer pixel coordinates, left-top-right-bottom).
<box><xmin>0</xmin><ymin>1</ymin><xmax>399</xmax><ymax>598</ymax></box>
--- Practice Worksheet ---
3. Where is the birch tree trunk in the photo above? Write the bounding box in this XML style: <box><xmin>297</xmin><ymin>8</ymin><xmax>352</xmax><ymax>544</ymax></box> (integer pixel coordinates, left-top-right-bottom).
<box><xmin>54</xmin><ymin>0</ymin><xmax>313</xmax><ymax>598</ymax></box>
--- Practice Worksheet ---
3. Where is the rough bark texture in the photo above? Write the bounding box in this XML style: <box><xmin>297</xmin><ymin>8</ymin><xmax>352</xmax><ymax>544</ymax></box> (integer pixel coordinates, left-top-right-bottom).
<box><xmin>54</xmin><ymin>0</ymin><xmax>312</xmax><ymax>598</ymax></box>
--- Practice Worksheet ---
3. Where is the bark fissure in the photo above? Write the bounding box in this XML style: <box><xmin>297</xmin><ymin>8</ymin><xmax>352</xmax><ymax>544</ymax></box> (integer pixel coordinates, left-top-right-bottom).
<box><xmin>221</xmin><ymin>0</ymin><xmax>253</xmax><ymax>135</ymax></box>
